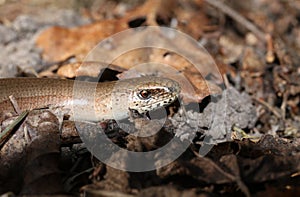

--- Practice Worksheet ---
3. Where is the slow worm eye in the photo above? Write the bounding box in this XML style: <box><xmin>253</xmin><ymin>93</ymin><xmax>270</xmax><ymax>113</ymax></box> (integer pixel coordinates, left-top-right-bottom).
<box><xmin>138</xmin><ymin>90</ymin><xmax>151</xmax><ymax>99</ymax></box>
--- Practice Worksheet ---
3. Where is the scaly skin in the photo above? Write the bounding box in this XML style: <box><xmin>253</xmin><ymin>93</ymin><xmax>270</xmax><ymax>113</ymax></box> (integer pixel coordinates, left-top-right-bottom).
<box><xmin>0</xmin><ymin>77</ymin><xmax>180</xmax><ymax>121</ymax></box>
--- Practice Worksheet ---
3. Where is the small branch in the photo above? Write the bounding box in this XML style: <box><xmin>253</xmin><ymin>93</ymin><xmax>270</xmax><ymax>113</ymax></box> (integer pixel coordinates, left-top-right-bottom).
<box><xmin>280</xmin><ymin>90</ymin><xmax>288</xmax><ymax>120</ymax></box>
<box><xmin>253</xmin><ymin>97</ymin><xmax>282</xmax><ymax>119</ymax></box>
<box><xmin>266</xmin><ymin>34</ymin><xmax>275</xmax><ymax>63</ymax></box>
<box><xmin>204</xmin><ymin>0</ymin><xmax>267</xmax><ymax>42</ymax></box>
<box><xmin>0</xmin><ymin>111</ymin><xmax>29</xmax><ymax>148</ymax></box>
<box><xmin>9</xmin><ymin>95</ymin><xmax>21</xmax><ymax>114</ymax></box>
<box><xmin>222</xmin><ymin>73</ymin><xmax>230</xmax><ymax>88</ymax></box>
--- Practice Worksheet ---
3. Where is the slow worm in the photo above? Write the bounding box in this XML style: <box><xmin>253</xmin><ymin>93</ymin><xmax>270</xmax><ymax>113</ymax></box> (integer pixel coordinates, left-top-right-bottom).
<box><xmin>0</xmin><ymin>77</ymin><xmax>180</xmax><ymax>121</ymax></box>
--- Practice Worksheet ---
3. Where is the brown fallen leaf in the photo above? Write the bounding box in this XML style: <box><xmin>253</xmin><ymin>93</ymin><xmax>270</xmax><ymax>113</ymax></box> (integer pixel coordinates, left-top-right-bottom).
<box><xmin>36</xmin><ymin>20</ymin><xmax>127</xmax><ymax>62</ymax></box>
<box><xmin>57</xmin><ymin>61</ymin><xmax>126</xmax><ymax>78</ymax></box>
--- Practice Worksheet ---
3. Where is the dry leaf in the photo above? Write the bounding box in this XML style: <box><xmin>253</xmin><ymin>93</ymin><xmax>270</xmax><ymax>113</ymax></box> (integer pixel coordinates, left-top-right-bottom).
<box><xmin>36</xmin><ymin>20</ymin><xmax>128</xmax><ymax>62</ymax></box>
<box><xmin>57</xmin><ymin>61</ymin><xmax>126</xmax><ymax>78</ymax></box>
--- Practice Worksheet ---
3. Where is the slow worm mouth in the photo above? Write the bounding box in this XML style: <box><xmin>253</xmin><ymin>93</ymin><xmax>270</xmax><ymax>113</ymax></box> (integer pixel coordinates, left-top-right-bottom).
<box><xmin>136</xmin><ymin>96</ymin><xmax>178</xmax><ymax>111</ymax></box>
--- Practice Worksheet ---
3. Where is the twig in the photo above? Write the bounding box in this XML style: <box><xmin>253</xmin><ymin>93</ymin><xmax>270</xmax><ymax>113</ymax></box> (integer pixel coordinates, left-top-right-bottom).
<box><xmin>0</xmin><ymin>110</ymin><xmax>29</xmax><ymax>148</ymax></box>
<box><xmin>222</xmin><ymin>73</ymin><xmax>230</xmax><ymax>88</ymax></box>
<box><xmin>266</xmin><ymin>34</ymin><xmax>275</xmax><ymax>63</ymax></box>
<box><xmin>253</xmin><ymin>97</ymin><xmax>282</xmax><ymax>119</ymax></box>
<box><xmin>24</xmin><ymin>125</ymin><xmax>31</xmax><ymax>143</ymax></box>
<box><xmin>204</xmin><ymin>0</ymin><xmax>267</xmax><ymax>42</ymax></box>
<box><xmin>280</xmin><ymin>90</ymin><xmax>288</xmax><ymax>120</ymax></box>
<box><xmin>9</xmin><ymin>95</ymin><xmax>21</xmax><ymax>114</ymax></box>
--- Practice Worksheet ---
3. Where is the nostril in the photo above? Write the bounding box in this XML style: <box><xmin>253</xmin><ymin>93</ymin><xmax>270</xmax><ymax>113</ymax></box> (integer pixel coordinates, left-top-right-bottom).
<box><xmin>168</xmin><ymin>87</ymin><xmax>174</xmax><ymax>92</ymax></box>
<box><xmin>168</xmin><ymin>86</ymin><xmax>179</xmax><ymax>93</ymax></box>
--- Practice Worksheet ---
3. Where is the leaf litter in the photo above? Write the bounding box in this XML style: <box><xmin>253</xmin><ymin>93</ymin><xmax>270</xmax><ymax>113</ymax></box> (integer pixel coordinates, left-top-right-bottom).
<box><xmin>0</xmin><ymin>0</ymin><xmax>299</xmax><ymax>196</ymax></box>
